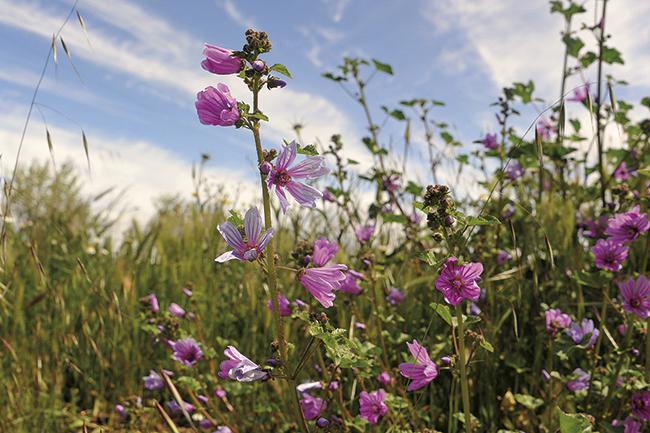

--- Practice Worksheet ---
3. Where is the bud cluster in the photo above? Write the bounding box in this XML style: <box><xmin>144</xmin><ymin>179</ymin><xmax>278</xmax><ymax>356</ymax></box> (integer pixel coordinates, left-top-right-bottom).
<box><xmin>423</xmin><ymin>184</ymin><xmax>456</xmax><ymax>234</ymax></box>
<box><xmin>243</xmin><ymin>29</ymin><xmax>272</xmax><ymax>55</ymax></box>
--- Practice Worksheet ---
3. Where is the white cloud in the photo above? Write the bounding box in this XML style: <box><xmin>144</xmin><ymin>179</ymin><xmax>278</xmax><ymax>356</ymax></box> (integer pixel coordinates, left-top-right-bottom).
<box><xmin>0</xmin><ymin>108</ymin><xmax>259</xmax><ymax>227</ymax></box>
<box><xmin>216</xmin><ymin>0</ymin><xmax>256</xmax><ymax>30</ymax></box>
<box><xmin>321</xmin><ymin>0</ymin><xmax>351</xmax><ymax>22</ymax></box>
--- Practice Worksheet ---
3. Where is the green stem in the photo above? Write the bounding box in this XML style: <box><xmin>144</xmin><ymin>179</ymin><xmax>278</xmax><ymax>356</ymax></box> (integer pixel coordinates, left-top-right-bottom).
<box><xmin>455</xmin><ymin>305</ymin><xmax>472</xmax><ymax>433</ymax></box>
<box><xmin>603</xmin><ymin>319</ymin><xmax>632</xmax><ymax>418</ymax></box>
<box><xmin>250</xmin><ymin>83</ymin><xmax>308</xmax><ymax>433</ymax></box>
<box><xmin>595</xmin><ymin>0</ymin><xmax>608</xmax><ymax>208</ymax></box>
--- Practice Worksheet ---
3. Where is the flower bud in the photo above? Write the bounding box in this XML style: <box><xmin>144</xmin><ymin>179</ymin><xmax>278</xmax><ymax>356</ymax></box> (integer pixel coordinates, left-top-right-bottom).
<box><xmin>316</xmin><ymin>417</ymin><xmax>330</xmax><ymax>428</ymax></box>
<box><xmin>252</xmin><ymin>59</ymin><xmax>266</xmax><ymax>72</ymax></box>
<box><xmin>260</xmin><ymin>161</ymin><xmax>272</xmax><ymax>174</ymax></box>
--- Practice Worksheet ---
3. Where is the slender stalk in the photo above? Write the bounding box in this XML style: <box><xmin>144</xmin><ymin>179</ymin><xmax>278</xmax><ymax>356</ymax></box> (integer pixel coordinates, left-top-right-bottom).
<box><xmin>250</xmin><ymin>83</ymin><xmax>308</xmax><ymax>433</ymax></box>
<box><xmin>595</xmin><ymin>0</ymin><xmax>608</xmax><ymax>208</ymax></box>
<box><xmin>602</xmin><ymin>319</ymin><xmax>632</xmax><ymax>418</ymax></box>
<box><xmin>455</xmin><ymin>305</ymin><xmax>472</xmax><ymax>433</ymax></box>
<box><xmin>645</xmin><ymin>319</ymin><xmax>650</xmax><ymax>381</ymax></box>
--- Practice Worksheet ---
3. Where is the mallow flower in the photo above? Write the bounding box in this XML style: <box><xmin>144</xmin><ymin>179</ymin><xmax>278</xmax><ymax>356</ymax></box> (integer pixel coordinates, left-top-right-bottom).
<box><xmin>631</xmin><ymin>391</ymin><xmax>650</xmax><ymax>421</ymax></box>
<box><xmin>359</xmin><ymin>389</ymin><xmax>388</xmax><ymax>424</ymax></box>
<box><xmin>266</xmin><ymin>141</ymin><xmax>329</xmax><ymax>213</ymax></box>
<box><xmin>592</xmin><ymin>238</ymin><xmax>629</xmax><ymax>271</ymax></box>
<box><xmin>267</xmin><ymin>293</ymin><xmax>292</xmax><ymax>317</ymax></box>
<box><xmin>215</xmin><ymin>207</ymin><xmax>273</xmax><ymax>263</ymax></box>
<box><xmin>566</xmin><ymin>368</ymin><xmax>590</xmax><ymax>392</ymax></box>
<box><xmin>299</xmin><ymin>237</ymin><xmax>347</xmax><ymax>308</ymax></box>
<box><xmin>201</xmin><ymin>44</ymin><xmax>242</xmax><ymax>75</ymax></box>
<box><xmin>398</xmin><ymin>340</ymin><xmax>438</xmax><ymax>391</ymax></box>
<box><xmin>435</xmin><ymin>257</ymin><xmax>483</xmax><ymax>306</ymax></box>
<box><xmin>481</xmin><ymin>133</ymin><xmax>498</xmax><ymax>150</ymax></box>
<box><xmin>219</xmin><ymin>346</ymin><xmax>268</xmax><ymax>382</ymax></box>
<box><xmin>619</xmin><ymin>275</ymin><xmax>650</xmax><ymax>318</ymax></box>
<box><xmin>606</xmin><ymin>205</ymin><xmax>649</xmax><ymax>244</ymax></box>
<box><xmin>545</xmin><ymin>308</ymin><xmax>572</xmax><ymax>335</ymax></box>
<box><xmin>143</xmin><ymin>370</ymin><xmax>164</xmax><ymax>390</ymax></box>
<box><xmin>567</xmin><ymin>83</ymin><xmax>590</xmax><ymax>103</ymax></box>
<box><xmin>355</xmin><ymin>224</ymin><xmax>375</xmax><ymax>243</ymax></box>
<box><xmin>195</xmin><ymin>84</ymin><xmax>240</xmax><ymax>127</ymax></box>
<box><xmin>171</xmin><ymin>338</ymin><xmax>204</xmax><ymax>367</ymax></box>
<box><xmin>566</xmin><ymin>319</ymin><xmax>599</xmax><ymax>348</ymax></box>
<box><xmin>340</xmin><ymin>270</ymin><xmax>365</xmax><ymax>295</ymax></box>
<box><xmin>300</xmin><ymin>393</ymin><xmax>327</xmax><ymax>420</ymax></box>
<box><xmin>505</xmin><ymin>160</ymin><xmax>525</xmax><ymax>180</ymax></box>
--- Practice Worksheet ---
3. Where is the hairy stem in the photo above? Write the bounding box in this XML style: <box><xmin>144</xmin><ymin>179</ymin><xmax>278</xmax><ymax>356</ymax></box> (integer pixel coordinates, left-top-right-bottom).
<box><xmin>595</xmin><ymin>0</ymin><xmax>608</xmax><ymax>208</ymax></box>
<box><xmin>455</xmin><ymin>305</ymin><xmax>472</xmax><ymax>433</ymax></box>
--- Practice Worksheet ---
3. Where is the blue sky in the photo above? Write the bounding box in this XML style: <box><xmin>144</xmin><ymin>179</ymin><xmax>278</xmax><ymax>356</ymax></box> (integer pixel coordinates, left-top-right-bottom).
<box><xmin>1</xmin><ymin>0</ymin><xmax>649</xmax><ymax>221</ymax></box>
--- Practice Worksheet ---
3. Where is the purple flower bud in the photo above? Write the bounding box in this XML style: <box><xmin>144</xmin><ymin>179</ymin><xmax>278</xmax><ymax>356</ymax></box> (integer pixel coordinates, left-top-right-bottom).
<box><xmin>260</xmin><ymin>161</ymin><xmax>272</xmax><ymax>174</ymax></box>
<box><xmin>214</xmin><ymin>387</ymin><xmax>227</xmax><ymax>399</ymax></box>
<box><xmin>252</xmin><ymin>60</ymin><xmax>266</xmax><ymax>72</ymax></box>
<box><xmin>169</xmin><ymin>303</ymin><xmax>186</xmax><ymax>317</ymax></box>
<box><xmin>182</xmin><ymin>287</ymin><xmax>193</xmax><ymax>297</ymax></box>
<box><xmin>542</xmin><ymin>369</ymin><xmax>551</xmax><ymax>382</ymax></box>
<box><xmin>199</xmin><ymin>419</ymin><xmax>213</xmax><ymax>429</ymax></box>
<box><xmin>268</xmin><ymin>78</ymin><xmax>286</xmax><ymax>89</ymax></box>
<box><xmin>328</xmin><ymin>381</ymin><xmax>339</xmax><ymax>390</ymax></box>
<box><xmin>198</xmin><ymin>394</ymin><xmax>209</xmax><ymax>404</ymax></box>
<box><xmin>316</xmin><ymin>417</ymin><xmax>330</xmax><ymax>428</ymax></box>
<box><xmin>440</xmin><ymin>356</ymin><xmax>452</xmax><ymax>365</ymax></box>
<box><xmin>377</xmin><ymin>371</ymin><xmax>391</xmax><ymax>385</ymax></box>
<box><xmin>201</xmin><ymin>44</ymin><xmax>242</xmax><ymax>75</ymax></box>
<box><xmin>115</xmin><ymin>404</ymin><xmax>127</xmax><ymax>419</ymax></box>
<box><xmin>266</xmin><ymin>358</ymin><xmax>280</xmax><ymax>367</ymax></box>
<box><xmin>444</xmin><ymin>215</ymin><xmax>455</xmax><ymax>227</ymax></box>
<box><xmin>632</xmin><ymin>348</ymin><xmax>640</xmax><ymax>357</ymax></box>
<box><xmin>147</xmin><ymin>293</ymin><xmax>159</xmax><ymax>313</ymax></box>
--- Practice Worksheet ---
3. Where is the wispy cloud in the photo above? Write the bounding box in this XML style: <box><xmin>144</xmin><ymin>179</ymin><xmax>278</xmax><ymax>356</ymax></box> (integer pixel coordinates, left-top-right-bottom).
<box><xmin>321</xmin><ymin>0</ymin><xmax>351</xmax><ymax>23</ymax></box>
<box><xmin>216</xmin><ymin>0</ymin><xmax>256</xmax><ymax>30</ymax></box>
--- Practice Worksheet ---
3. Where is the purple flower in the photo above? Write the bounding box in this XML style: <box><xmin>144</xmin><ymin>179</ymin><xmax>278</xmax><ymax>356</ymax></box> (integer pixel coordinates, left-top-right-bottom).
<box><xmin>410</xmin><ymin>211</ymin><xmax>423</xmax><ymax>225</ymax></box>
<box><xmin>355</xmin><ymin>224</ymin><xmax>375</xmax><ymax>243</ymax></box>
<box><xmin>623</xmin><ymin>416</ymin><xmax>642</xmax><ymax>433</ymax></box>
<box><xmin>386</xmin><ymin>287</ymin><xmax>406</xmax><ymax>305</ymax></box>
<box><xmin>213</xmin><ymin>427</ymin><xmax>233</xmax><ymax>433</ymax></box>
<box><xmin>172</xmin><ymin>338</ymin><xmax>204</xmax><ymax>367</ymax></box>
<box><xmin>201</xmin><ymin>44</ymin><xmax>242</xmax><ymax>75</ymax></box>
<box><xmin>614</xmin><ymin>161</ymin><xmax>631</xmax><ymax>181</ymax></box>
<box><xmin>266</xmin><ymin>141</ymin><xmax>329</xmax><ymax>213</ymax></box>
<box><xmin>196</xmin><ymin>84</ymin><xmax>240</xmax><ymax>127</ymax></box>
<box><xmin>268</xmin><ymin>78</ymin><xmax>287</xmax><ymax>89</ymax></box>
<box><xmin>182</xmin><ymin>287</ymin><xmax>193</xmax><ymax>297</ymax></box>
<box><xmin>399</xmin><ymin>340</ymin><xmax>439</xmax><ymax>391</ymax></box>
<box><xmin>215</xmin><ymin>207</ymin><xmax>274</xmax><ymax>262</ymax></box>
<box><xmin>218</xmin><ymin>346</ymin><xmax>267</xmax><ymax>382</ymax></box>
<box><xmin>567</xmin><ymin>83</ymin><xmax>590</xmax><ymax>103</ymax></box>
<box><xmin>631</xmin><ymin>391</ymin><xmax>650</xmax><ymax>421</ymax></box>
<box><xmin>340</xmin><ymin>270</ymin><xmax>365</xmax><ymax>295</ymax></box>
<box><xmin>502</xmin><ymin>205</ymin><xmax>516</xmax><ymax>219</ymax></box>
<box><xmin>355</xmin><ymin>321</ymin><xmax>366</xmax><ymax>329</ymax></box>
<box><xmin>359</xmin><ymin>389</ymin><xmax>388</xmax><ymax>425</ymax></box>
<box><xmin>496</xmin><ymin>250</ymin><xmax>512</xmax><ymax>266</ymax></box>
<box><xmin>328</xmin><ymin>381</ymin><xmax>339</xmax><ymax>391</ymax></box>
<box><xmin>377</xmin><ymin>371</ymin><xmax>392</xmax><ymax>386</ymax></box>
<box><xmin>300</xmin><ymin>393</ymin><xmax>327</xmax><ymax>420</ymax></box>
<box><xmin>542</xmin><ymin>369</ymin><xmax>551</xmax><ymax>382</ymax></box>
<box><xmin>481</xmin><ymin>133</ymin><xmax>498</xmax><ymax>150</ymax></box>
<box><xmin>167</xmin><ymin>399</ymin><xmax>195</xmax><ymax>415</ymax></box>
<box><xmin>592</xmin><ymin>239</ymin><xmax>629</xmax><ymax>271</ymax></box>
<box><xmin>545</xmin><ymin>308</ymin><xmax>572</xmax><ymax>335</ymax></box>
<box><xmin>384</xmin><ymin>175</ymin><xmax>400</xmax><ymax>192</ymax></box>
<box><xmin>619</xmin><ymin>275</ymin><xmax>650</xmax><ymax>319</ymax></box>
<box><xmin>214</xmin><ymin>387</ymin><xmax>227</xmax><ymax>399</ymax></box>
<box><xmin>115</xmin><ymin>404</ymin><xmax>127</xmax><ymax>419</ymax></box>
<box><xmin>147</xmin><ymin>293</ymin><xmax>159</xmax><ymax>313</ymax></box>
<box><xmin>505</xmin><ymin>160</ymin><xmax>525</xmax><ymax>180</ymax></box>
<box><xmin>566</xmin><ymin>368</ymin><xmax>590</xmax><ymax>392</ymax></box>
<box><xmin>316</xmin><ymin>417</ymin><xmax>330</xmax><ymax>428</ymax></box>
<box><xmin>267</xmin><ymin>293</ymin><xmax>292</xmax><ymax>316</ymax></box>
<box><xmin>143</xmin><ymin>370</ymin><xmax>164</xmax><ymax>390</ymax></box>
<box><xmin>566</xmin><ymin>319</ymin><xmax>599</xmax><ymax>348</ymax></box>
<box><xmin>536</xmin><ymin>117</ymin><xmax>556</xmax><ymax>141</ymax></box>
<box><xmin>606</xmin><ymin>205</ymin><xmax>649</xmax><ymax>244</ymax></box>
<box><xmin>322</xmin><ymin>189</ymin><xmax>336</xmax><ymax>202</ymax></box>
<box><xmin>435</xmin><ymin>257</ymin><xmax>483</xmax><ymax>306</ymax></box>
<box><xmin>252</xmin><ymin>59</ymin><xmax>266</xmax><ymax>72</ymax></box>
<box><xmin>198</xmin><ymin>395</ymin><xmax>209</xmax><ymax>405</ymax></box>
<box><xmin>582</xmin><ymin>215</ymin><xmax>608</xmax><ymax>239</ymax></box>
<box><xmin>169</xmin><ymin>303</ymin><xmax>186</xmax><ymax>317</ymax></box>
<box><xmin>299</xmin><ymin>238</ymin><xmax>347</xmax><ymax>308</ymax></box>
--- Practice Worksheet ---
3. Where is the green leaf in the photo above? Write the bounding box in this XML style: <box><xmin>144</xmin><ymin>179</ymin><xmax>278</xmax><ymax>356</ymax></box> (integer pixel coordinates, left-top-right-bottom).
<box><xmin>372</xmin><ymin>59</ymin><xmax>393</xmax><ymax>75</ymax></box>
<box><xmin>297</xmin><ymin>144</ymin><xmax>318</xmax><ymax>156</ymax></box>
<box><xmin>382</xmin><ymin>214</ymin><xmax>408</xmax><ymax>224</ymax></box>
<box><xmin>381</xmin><ymin>106</ymin><xmax>406</xmax><ymax>121</ymax></box>
<box><xmin>640</xmin><ymin>97</ymin><xmax>650</xmax><ymax>110</ymax></box>
<box><xmin>430</xmin><ymin>302</ymin><xmax>453</xmax><ymax>326</ymax></box>
<box><xmin>580</xmin><ymin>51</ymin><xmax>598</xmax><ymax>68</ymax></box>
<box><xmin>514</xmin><ymin>393</ymin><xmax>543</xmax><ymax>410</ymax></box>
<box><xmin>602</xmin><ymin>46</ymin><xmax>624</xmax><ymax>65</ymax></box>
<box><xmin>227</xmin><ymin>210</ymin><xmax>244</xmax><ymax>226</ymax></box>
<box><xmin>269</xmin><ymin>63</ymin><xmax>292</xmax><ymax>78</ymax></box>
<box><xmin>463</xmin><ymin>214</ymin><xmax>501</xmax><ymax>226</ymax></box>
<box><xmin>559</xmin><ymin>410</ymin><xmax>592</xmax><ymax>433</ymax></box>
<box><xmin>248</xmin><ymin>111</ymin><xmax>269</xmax><ymax>122</ymax></box>
<box><xmin>512</xmin><ymin>80</ymin><xmax>535</xmax><ymax>103</ymax></box>
<box><xmin>480</xmin><ymin>339</ymin><xmax>494</xmax><ymax>353</ymax></box>
<box><xmin>322</xmin><ymin>71</ymin><xmax>345</xmax><ymax>82</ymax></box>
<box><xmin>562</xmin><ymin>35</ymin><xmax>584</xmax><ymax>57</ymax></box>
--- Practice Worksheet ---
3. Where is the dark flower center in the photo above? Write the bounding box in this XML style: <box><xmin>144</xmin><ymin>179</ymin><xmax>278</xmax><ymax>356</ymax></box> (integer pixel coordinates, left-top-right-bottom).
<box><xmin>452</xmin><ymin>276</ymin><xmax>465</xmax><ymax>290</ymax></box>
<box><xmin>630</xmin><ymin>297</ymin><xmax>641</xmax><ymax>308</ymax></box>
<box><xmin>273</xmin><ymin>169</ymin><xmax>292</xmax><ymax>187</ymax></box>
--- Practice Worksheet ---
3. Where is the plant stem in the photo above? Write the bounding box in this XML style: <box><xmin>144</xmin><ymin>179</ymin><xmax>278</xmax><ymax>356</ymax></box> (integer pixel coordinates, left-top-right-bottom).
<box><xmin>455</xmin><ymin>305</ymin><xmax>472</xmax><ymax>433</ymax></box>
<box><xmin>250</xmin><ymin>84</ymin><xmax>308</xmax><ymax>433</ymax></box>
<box><xmin>595</xmin><ymin>0</ymin><xmax>608</xmax><ymax>208</ymax></box>
<box><xmin>602</xmin><ymin>319</ymin><xmax>632</xmax><ymax>418</ymax></box>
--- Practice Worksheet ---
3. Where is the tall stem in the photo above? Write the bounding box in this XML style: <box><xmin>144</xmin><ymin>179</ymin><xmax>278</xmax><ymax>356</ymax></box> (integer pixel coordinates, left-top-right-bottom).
<box><xmin>250</xmin><ymin>86</ymin><xmax>308</xmax><ymax>433</ymax></box>
<box><xmin>595</xmin><ymin>0</ymin><xmax>608</xmax><ymax>208</ymax></box>
<box><xmin>455</xmin><ymin>305</ymin><xmax>472</xmax><ymax>433</ymax></box>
